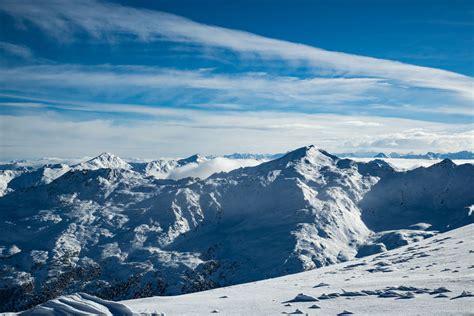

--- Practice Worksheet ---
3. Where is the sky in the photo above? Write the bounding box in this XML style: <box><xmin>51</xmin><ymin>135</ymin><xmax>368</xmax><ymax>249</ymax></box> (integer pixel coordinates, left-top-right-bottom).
<box><xmin>0</xmin><ymin>0</ymin><xmax>473</xmax><ymax>159</ymax></box>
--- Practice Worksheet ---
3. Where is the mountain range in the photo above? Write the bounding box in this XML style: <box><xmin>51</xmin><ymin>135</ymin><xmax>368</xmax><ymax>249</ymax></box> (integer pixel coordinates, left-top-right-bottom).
<box><xmin>338</xmin><ymin>150</ymin><xmax>474</xmax><ymax>159</ymax></box>
<box><xmin>0</xmin><ymin>146</ymin><xmax>473</xmax><ymax>312</ymax></box>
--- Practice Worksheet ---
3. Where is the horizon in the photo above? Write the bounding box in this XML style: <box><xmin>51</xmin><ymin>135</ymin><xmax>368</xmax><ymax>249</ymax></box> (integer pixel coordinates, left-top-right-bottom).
<box><xmin>1</xmin><ymin>145</ymin><xmax>473</xmax><ymax>162</ymax></box>
<box><xmin>0</xmin><ymin>0</ymin><xmax>473</xmax><ymax>159</ymax></box>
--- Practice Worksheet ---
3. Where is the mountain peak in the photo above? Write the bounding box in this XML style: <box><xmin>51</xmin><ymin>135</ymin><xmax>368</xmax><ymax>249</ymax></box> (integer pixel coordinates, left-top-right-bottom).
<box><xmin>288</xmin><ymin>145</ymin><xmax>337</xmax><ymax>159</ymax></box>
<box><xmin>177</xmin><ymin>154</ymin><xmax>206</xmax><ymax>165</ymax></box>
<box><xmin>74</xmin><ymin>152</ymin><xmax>131</xmax><ymax>170</ymax></box>
<box><xmin>374</xmin><ymin>152</ymin><xmax>388</xmax><ymax>158</ymax></box>
<box><xmin>97</xmin><ymin>152</ymin><xmax>116</xmax><ymax>158</ymax></box>
<box><xmin>94</xmin><ymin>152</ymin><xmax>121</xmax><ymax>162</ymax></box>
<box><xmin>275</xmin><ymin>145</ymin><xmax>338</xmax><ymax>167</ymax></box>
<box><xmin>432</xmin><ymin>158</ymin><xmax>456</xmax><ymax>169</ymax></box>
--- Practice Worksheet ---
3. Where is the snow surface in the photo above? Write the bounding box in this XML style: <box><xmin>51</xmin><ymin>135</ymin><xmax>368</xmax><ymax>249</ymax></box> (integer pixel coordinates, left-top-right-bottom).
<box><xmin>122</xmin><ymin>224</ymin><xmax>474</xmax><ymax>315</ymax></box>
<box><xmin>0</xmin><ymin>170</ymin><xmax>19</xmax><ymax>196</ymax></box>
<box><xmin>13</xmin><ymin>224</ymin><xmax>474</xmax><ymax>315</ymax></box>
<box><xmin>12</xmin><ymin>292</ymin><xmax>135</xmax><ymax>315</ymax></box>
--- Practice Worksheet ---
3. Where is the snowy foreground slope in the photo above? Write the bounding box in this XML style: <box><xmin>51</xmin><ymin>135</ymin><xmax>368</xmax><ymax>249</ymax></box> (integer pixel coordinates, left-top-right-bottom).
<box><xmin>14</xmin><ymin>224</ymin><xmax>474</xmax><ymax>315</ymax></box>
<box><xmin>0</xmin><ymin>146</ymin><xmax>473</xmax><ymax>312</ymax></box>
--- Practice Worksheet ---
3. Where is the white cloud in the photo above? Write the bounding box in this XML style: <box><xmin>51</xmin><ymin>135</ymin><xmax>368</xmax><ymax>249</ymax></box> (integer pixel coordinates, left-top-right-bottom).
<box><xmin>166</xmin><ymin>157</ymin><xmax>263</xmax><ymax>180</ymax></box>
<box><xmin>370</xmin><ymin>103</ymin><xmax>474</xmax><ymax>116</ymax></box>
<box><xmin>1</xmin><ymin>0</ymin><xmax>472</xmax><ymax>99</ymax></box>
<box><xmin>0</xmin><ymin>64</ymin><xmax>391</xmax><ymax>111</ymax></box>
<box><xmin>1</xmin><ymin>111</ymin><xmax>472</xmax><ymax>159</ymax></box>
<box><xmin>0</xmin><ymin>64</ymin><xmax>382</xmax><ymax>96</ymax></box>
<box><xmin>0</xmin><ymin>102</ymin><xmax>44</xmax><ymax>108</ymax></box>
<box><xmin>344</xmin><ymin>121</ymin><xmax>382</xmax><ymax>127</ymax></box>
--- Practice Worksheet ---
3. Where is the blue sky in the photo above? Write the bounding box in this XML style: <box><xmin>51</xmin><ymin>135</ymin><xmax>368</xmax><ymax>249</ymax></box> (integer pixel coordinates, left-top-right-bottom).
<box><xmin>0</xmin><ymin>0</ymin><xmax>473</xmax><ymax>159</ymax></box>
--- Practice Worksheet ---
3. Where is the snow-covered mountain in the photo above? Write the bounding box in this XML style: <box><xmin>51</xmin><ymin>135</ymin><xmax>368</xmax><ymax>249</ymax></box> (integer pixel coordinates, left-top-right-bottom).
<box><xmin>139</xmin><ymin>154</ymin><xmax>208</xmax><ymax>178</ymax></box>
<box><xmin>0</xmin><ymin>164</ymin><xmax>70</xmax><ymax>197</ymax></box>
<box><xmin>72</xmin><ymin>152</ymin><xmax>132</xmax><ymax>170</ymax></box>
<box><xmin>386</xmin><ymin>150</ymin><xmax>474</xmax><ymax>160</ymax></box>
<box><xmin>361</xmin><ymin>159</ymin><xmax>474</xmax><ymax>232</ymax></box>
<box><xmin>0</xmin><ymin>170</ymin><xmax>20</xmax><ymax>197</ymax></box>
<box><xmin>341</xmin><ymin>150</ymin><xmax>474</xmax><ymax>160</ymax></box>
<box><xmin>0</xmin><ymin>146</ymin><xmax>473</xmax><ymax>313</ymax></box>
<box><xmin>0</xmin><ymin>153</ymin><xmax>263</xmax><ymax>196</ymax></box>
<box><xmin>223</xmin><ymin>152</ymin><xmax>284</xmax><ymax>160</ymax></box>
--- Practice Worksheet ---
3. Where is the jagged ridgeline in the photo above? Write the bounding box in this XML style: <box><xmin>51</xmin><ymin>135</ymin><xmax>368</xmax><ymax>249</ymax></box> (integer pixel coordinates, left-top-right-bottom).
<box><xmin>0</xmin><ymin>146</ymin><xmax>473</xmax><ymax>312</ymax></box>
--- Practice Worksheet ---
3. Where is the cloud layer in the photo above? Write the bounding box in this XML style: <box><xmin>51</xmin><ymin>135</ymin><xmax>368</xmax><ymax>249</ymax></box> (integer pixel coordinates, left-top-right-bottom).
<box><xmin>1</xmin><ymin>111</ymin><xmax>472</xmax><ymax>159</ymax></box>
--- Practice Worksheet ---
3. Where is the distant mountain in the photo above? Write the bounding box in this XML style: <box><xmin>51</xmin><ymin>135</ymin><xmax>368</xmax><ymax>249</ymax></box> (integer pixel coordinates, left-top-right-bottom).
<box><xmin>72</xmin><ymin>152</ymin><xmax>132</xmax><ymax>170</ymax></box>
<box><xmin>132</xmin><ymin>154</ymin><xmax>209</xmax><ymax>179</ymax></box>
<box><xmin>0</xmin><ymin>164</ymin><xmax>70</xmax><ymax>197</ymax></box>
<box><xmin>1</xmin><ymin>145</ymin><xmax>473</xmax><ymax>312</ymax></box>
<box><xmin>0</xmin><ymin>154</ymin><xmax>265</xmax><ymax>195</ymax></box>
<box><xmin>374</xmin><ymin>152</ymin><xmax>388</xmax><ymax>158</ymax></box>
<box><xmin>223</xmin><ymin>153</ymin><xmax>283</xmax><ymax>160</ymax></box>
<box><xmin>8</xmin><ymin>164</ymin><xmax>70</xmax><ymax>190</ymax></box>
<box><xmin>336</xmin><ymin>150</ymin><xmax>474</xmax><ymax>159</ymax></box>
<box><xmin>378</xmin><ymin>151</ymin><xmax>474</xmax><ymax>160</ymax></box>
<box><xmin>334</xmin><ymin>151</ymin><xmax>379</xmax><ymax>158</ymax></box>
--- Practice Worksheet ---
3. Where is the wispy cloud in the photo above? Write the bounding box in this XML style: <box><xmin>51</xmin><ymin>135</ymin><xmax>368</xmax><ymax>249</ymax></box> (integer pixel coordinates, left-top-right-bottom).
<box><xmin>0</xmin><ymin>64</ymin><xmax>381</xmax><ymax>94</ymax></box>
<box><xmin>0</xmin><ymin>41</ymin><xmax>32</xmax><ymax>59</ymax></box>
<box><xmin>371</xmin><ymin>104</ymin><xmax>474</xmax><ymax>116</ymax></box>
<box><xmin>1</xmin><ymin>64</ymin><xmax>471</xmax><ymax>122</ymax></box>
<box><xmin>0</xmin><ymin>64</ymin><xmax>388</xmax><ymax>111</ymax></box>
<box><xmin>1</xmin><ymin>0</ymin><xmax>472</xmax><ymax>99</ymax></box>
<box><xmin>0</xmin><ymin>101</ymin><xmax>43</xmax><ymax>108</ymax></box>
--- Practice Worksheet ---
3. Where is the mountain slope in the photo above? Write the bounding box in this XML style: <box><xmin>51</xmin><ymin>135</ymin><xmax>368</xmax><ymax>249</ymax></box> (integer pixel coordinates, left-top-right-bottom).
<box><xmin>122</xmin><ymin>223</ymin><xmax>474</xmax><ymax>315</ymax></box>
<box><xmin>16</xmin><ymin>224</ymin><xmax>474</xmax><ymax>315</ymax></box>
<box><xmin>360</xmin><ymin>160</ymin><xmax>474</xmax><ymax>232</ymax></box>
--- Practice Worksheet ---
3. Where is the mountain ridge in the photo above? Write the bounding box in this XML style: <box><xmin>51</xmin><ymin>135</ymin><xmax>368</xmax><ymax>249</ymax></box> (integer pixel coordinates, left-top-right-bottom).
<box><xmin>339</xmin><ymin>150</ymin><xmax>474</xmax><ymax>159</ymax></box>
